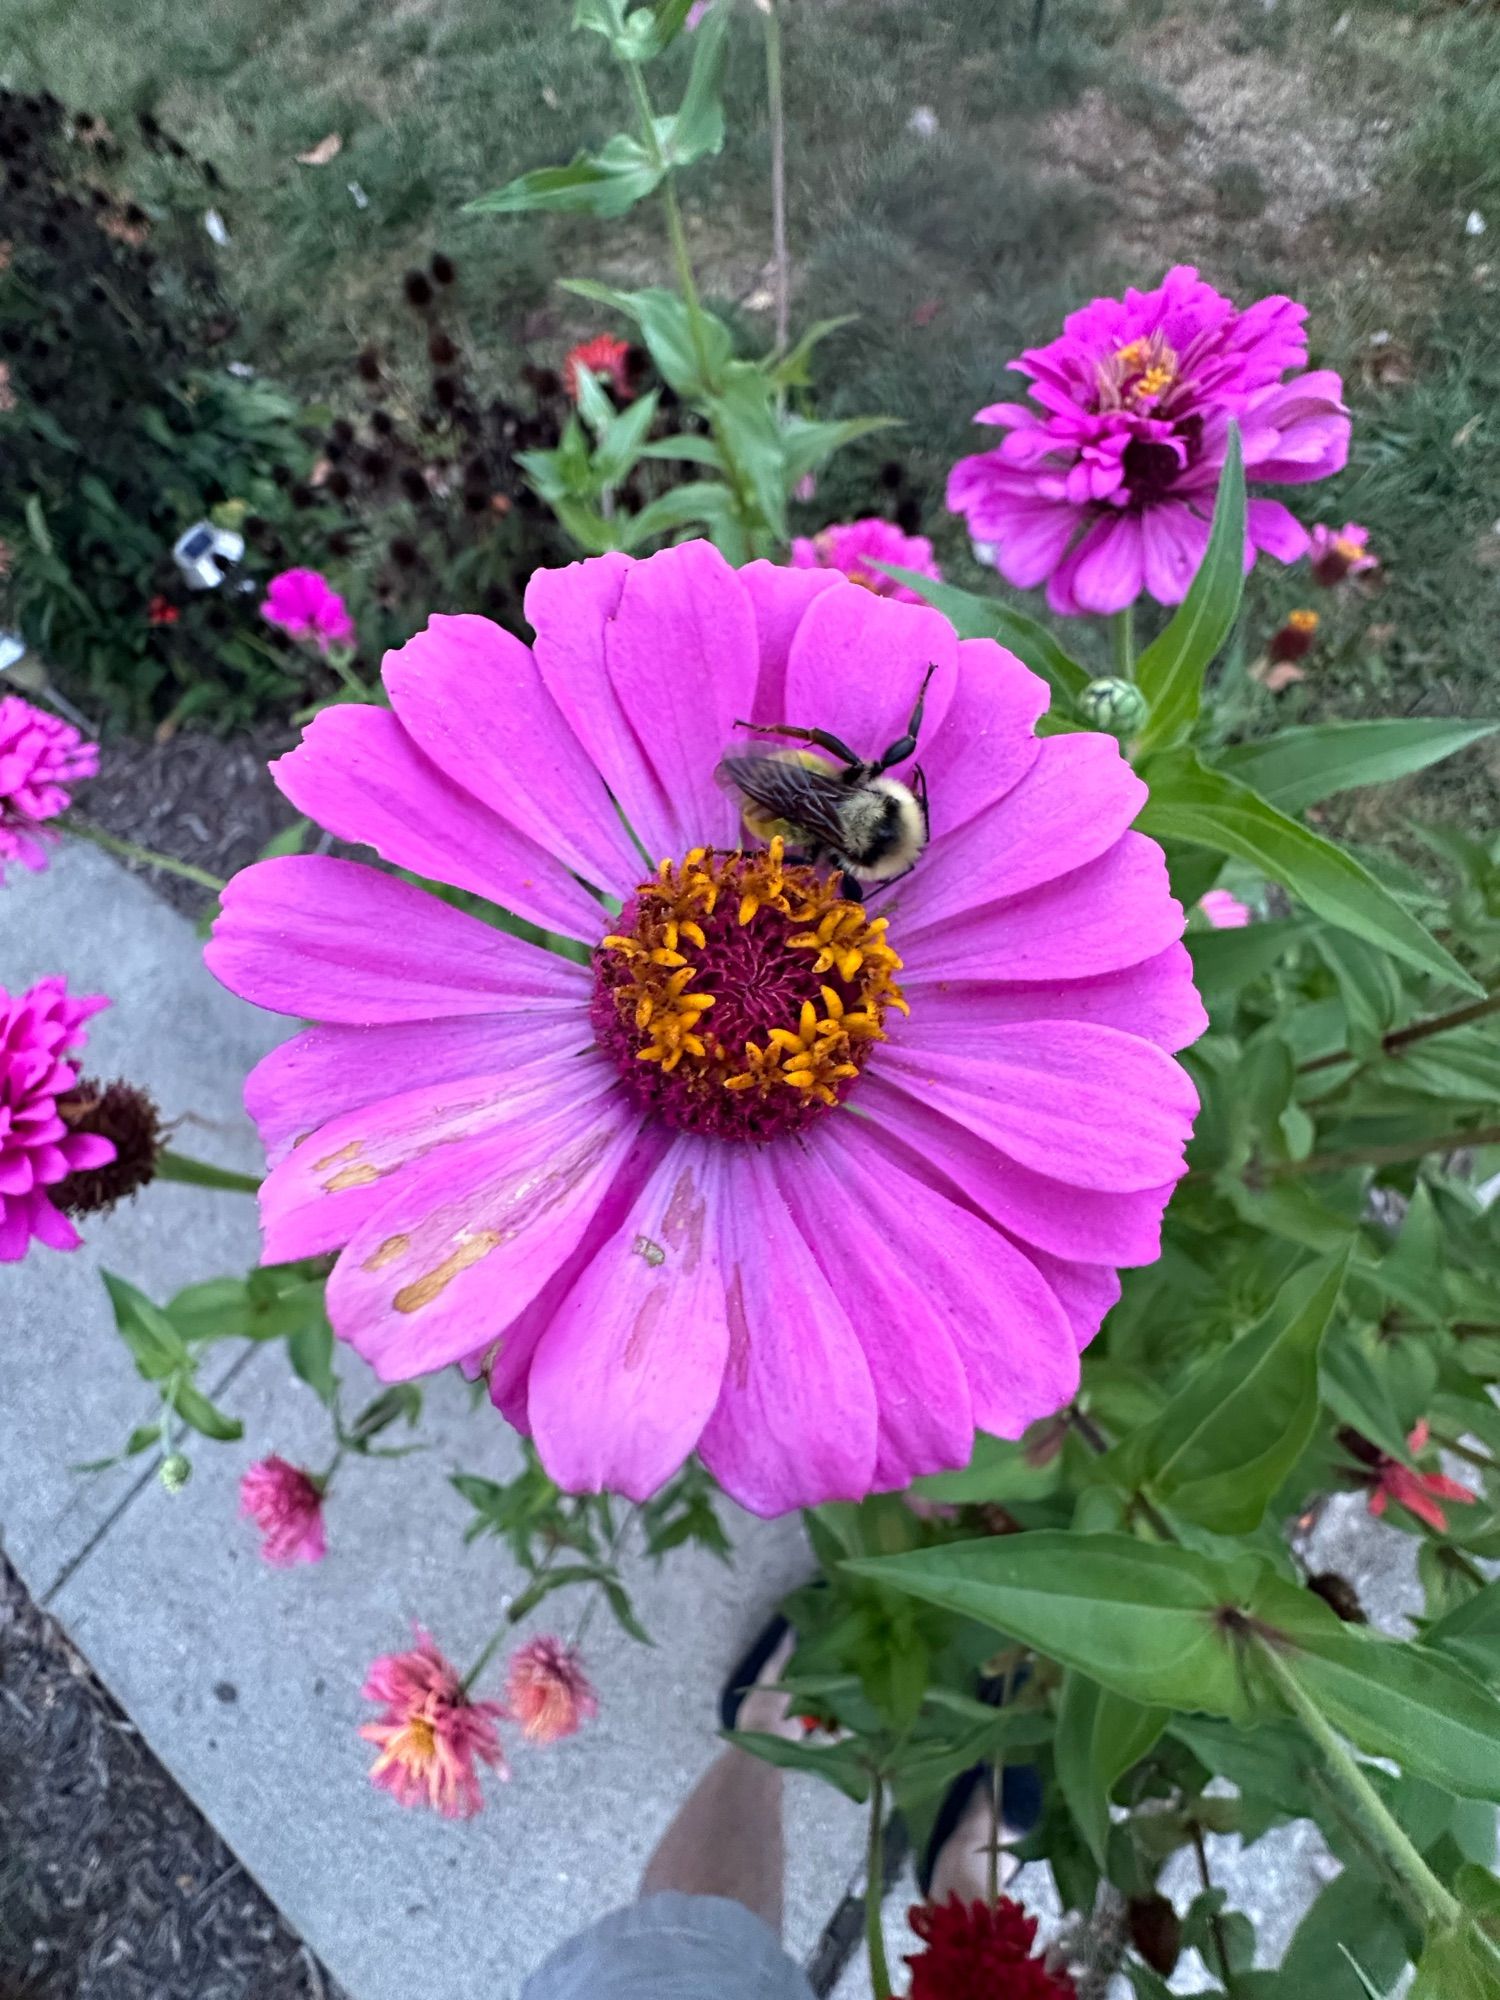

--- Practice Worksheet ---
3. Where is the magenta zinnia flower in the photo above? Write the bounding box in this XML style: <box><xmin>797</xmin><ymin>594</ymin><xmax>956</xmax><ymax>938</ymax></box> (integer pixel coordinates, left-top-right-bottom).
<box><xmin>0</xmin><ymin>695</ymin><xmax>98</xmax><ymax>882</ymax></box>
<box><xmin>948</xmin><ymin>265</ymin><xmax>1349</xmax><ymax>617</ymax></box>
<box><xmin>262</xmin><ymin>568</ymin><xmax>355</xmax><ymax>653</ymax></box>
<box><xmin>790</xmin><ymin>519</ymin><xmax>943</xmax><ymax>604</ymax></box>
<box><xmin>506</xmin><ymin>1636</ymin><xmax>599</xmax><ymax>1743</ymax></box>
<box><xmin>239</xmin><ymin>1455</ymin><xmax>327</xmax><ymax>1566</ymax></box>
<box><xmin>359</xmin><ymin>1629</ymin><xmax>507</xmax><ymax>1818</ymax></box>
<box><xmin>0</xmin><ymin>978</ymin><xmax>114</xmax><ymax>1261</ymax></box>
<box><xmin>205</xmin><ymin>542</ymin><xmax>1203</xmax><ymax>1516</ymax></box>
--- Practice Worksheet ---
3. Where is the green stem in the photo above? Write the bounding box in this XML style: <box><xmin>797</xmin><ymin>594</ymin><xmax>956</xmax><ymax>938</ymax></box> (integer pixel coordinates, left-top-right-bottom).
<box><xmin>1270</xmin><ymin>1124</ymin><xmax>1500</xmax><ymax>1179</ymax></box>
<box><xmin>1111</xmin><ymin>605</ymin><xmax>1135</xmax><ymax>681</ymax></box>
<box><xmin>1255</xmin><ymin>1639</ymin><xmax>1461</xmax><ymax>1931</ymax></box>
<box><xmin>63</xmin><ymin>819</ymin><xmax>226</xmax><ymax>894</ymax></box>
<box><xmin>1190</xmin><ymin>1820</ymin><xmax>1240</xmax><ymax>1996</ymax></box>
<box><xmin>314</xmin><ymin>1445</ymin><xmax>346</xmax><ymax>1491</ymax></box>
<box><xmin>155</xmin><ymin>1148</ymin><xmax>262</xmax><ymax>1195</ymax></box>
<box><xmin>762</xmin><ymin>0</ymin><xmax>790</xmax><ymax>370</ymax></box>
<box><xmin>865</xmin><ymin>1772</ymin><xmax>893</xmax><ymax>2000</ymax></box>
<box><xmin>1300</xmin><ymin>991</ymin><xmax>1500</xmax><ymax>1076</ymax></box>
<box><xmin>460</xmin><ymin>1617</ymin><xmax>516</xmax><ymax>1698</ymax></box>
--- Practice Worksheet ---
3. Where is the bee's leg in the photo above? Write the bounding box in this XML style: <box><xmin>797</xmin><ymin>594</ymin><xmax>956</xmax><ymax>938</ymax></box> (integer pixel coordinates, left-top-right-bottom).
<box><xmin>839</xmin><ymin>868</ymin><xmax>866</xmax><ymax>904</ymax></box>
<box><xmin>911</xmin><ymin>762</ymin><xmax>929</xmax><ymax>834</ymax></box>
<box><xmin>874</xmin><ymin>664</ymin><xmax>940</xmax><ymax>773</ymax></box>
<box><xmin>732</xmin><ymin>719</ymin><xmax>861</xmax><ymax>768</ymax></box>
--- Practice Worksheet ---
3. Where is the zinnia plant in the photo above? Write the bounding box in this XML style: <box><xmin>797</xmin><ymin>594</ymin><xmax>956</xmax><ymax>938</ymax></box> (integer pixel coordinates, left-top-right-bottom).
<box><xmin>206</xmin><ymin>540</ymin><xmax>1201</xmax><ymax>1515</ymax></box>
<box><xmin>0</xmin><ymin>978</ymin><xmax>114</xmax><ymax>1261</ymax></box>
<box><xmin>790</xmin><ymin>518</ymin><xmax>944</xmax><ymax>602</ymax></box>
<box><xmin>0</xmin><ymin>694</ymin><xmax>98</xmax><ymax>881</ymax></box>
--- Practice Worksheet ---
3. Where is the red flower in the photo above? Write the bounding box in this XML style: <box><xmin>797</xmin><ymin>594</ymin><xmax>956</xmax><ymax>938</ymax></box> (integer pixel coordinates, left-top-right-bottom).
<box><xmin>147</xmin><ymin>596</ymin><xmax>180</xmax><ymax>626</ymax></box>
<box><xmin>906</xmin><ymin>1896</ymin><xmax>1075</xmax><ymax>2000</ymax></box>
<box><xmin>1368</xmin><ymin>1421</ymin><xmax>1478</xmax><ymax>1534</ymax></box>
<box><xmin>563</xmin><ymin>333</ymin><xmax>633</xmax><ymax>403</ymax></box>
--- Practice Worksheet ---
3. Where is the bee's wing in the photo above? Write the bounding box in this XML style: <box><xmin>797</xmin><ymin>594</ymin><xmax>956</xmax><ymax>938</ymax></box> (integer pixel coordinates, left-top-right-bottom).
<box><xmin>716</xmin><ymin>750</ymin><xmax>850</xmax><ymax>850</ymax></box>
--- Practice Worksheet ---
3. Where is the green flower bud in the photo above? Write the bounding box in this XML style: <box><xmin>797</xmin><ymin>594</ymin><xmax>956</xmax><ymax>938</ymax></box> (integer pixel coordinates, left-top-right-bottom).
<box><xmin>1077</xmin><ymin>676</ymin><xmax>1148</xmax><ymax>739</ymax></box>
<box><xmin>159</xmin><ymin>1452</ymin><xmax>192</xmax><ymax>1494</ymax></box>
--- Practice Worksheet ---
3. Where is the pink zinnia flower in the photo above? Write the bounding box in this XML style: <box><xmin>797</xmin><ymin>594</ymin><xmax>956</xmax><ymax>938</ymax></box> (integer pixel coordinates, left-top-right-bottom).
<box><xmin>1199</xmin><ymin>888</ymin><xmax>1250</xmax><ymax>929</ymax></box>
<box><xmin>563</xmin><ymin>333</ymin><xmax>634</xmax><ymax>404</ymax></box>
<box><xmin>1367</xmin><ymin>1421</ymin><xmax>1478</xmax><ymax>1535</ymax></box>
<box><xmin>505</xmin><ymin>1637</ymin><xmax>599</xmax><ymax>1743</ymax></box>
<box><xmin>0</xmin><ymin>695</ymin><xmax>98</xmax><ymax>882</ymax></box>
<box><xmin>1309</xmin><ymin>521</ymin><xmax>1378</xmax><ymax>587</ymax></box>
<box><xmin>948</xmin><ymin>265</ymin><xmax>1349</xmax><ymax>617</ymax></box>
<box><xmin>262</xmin><ymin>569</ymin><xmax>355</xmax><ymax>654</ymax></box>
<box><xmin>790</xmin><ymin>519</ymin><xmax>943</xmax><ymax>604</ymax></box>
<box><xmin>239</xmin><ymin>1455</ymin><xmax>327</xmax><ymax>1566</ymax></box>
<box><xmin>0</xmin><ymin>978</ymin><xmax>114</xmax><ymax>1262</ymax></box>
<box><xmin>205</xmin><ymin>542</ymin><xmax>1203</xmax><ymax>1516</ymax></box>
<box><xmin>359</xmin><ymin>1629</ymin><xmax>507</xmax><ymax>1818</ymax></box>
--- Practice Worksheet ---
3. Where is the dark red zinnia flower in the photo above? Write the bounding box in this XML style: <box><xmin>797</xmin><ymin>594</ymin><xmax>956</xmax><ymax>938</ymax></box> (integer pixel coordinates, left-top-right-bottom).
<box><xmin>906</xmin><ymin>1896</ymin><xmax>1075</xmax><ymax>2000</ymax></box>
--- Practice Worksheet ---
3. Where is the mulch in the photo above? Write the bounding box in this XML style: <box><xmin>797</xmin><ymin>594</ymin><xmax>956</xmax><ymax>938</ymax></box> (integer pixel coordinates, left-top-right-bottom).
<box><xmin>0</xmin><ymin>1554</ymin><xmax>343</xmax><ymax>2000</ymax></box>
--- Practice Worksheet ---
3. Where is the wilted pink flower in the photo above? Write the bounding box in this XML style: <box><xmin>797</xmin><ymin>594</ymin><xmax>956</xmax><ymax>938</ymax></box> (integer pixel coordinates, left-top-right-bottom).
<box><xmin>1309</xmin><ymin>521</ymin><xmax>1378</xmax><ymax>587</ymax></box>
<box><xmin>239</xmin><ymin>1455</ymin><xmax>327</xmax><ymax>1566</ymax></box>
<box><xmin>359</xmin><ymin>1629</ymin><xmax>507</xmax><ymax>1818</ymax></box>
<box><xmin>1368</xmin><ymin>1422</ymin><xmax>1478</xmax><ymax>1535</ymax></box>
<box><xmin>790</xmin><ymin>519</ymin><xmax>943</xmax><ymax>604</ymax></box>
<box><xmin>262</xmin><ymin>569</ymin><xmax>355</xmax><ymax>653</ymax></box>
<box><xmin>0</xmin><ymin>696</ymin><xmax>98</xmax><ymax>882</ymax></box>
<box><xmin>207</xmin><ymin>542</ymin><xmax>1203</xmax><ymax>1517</ymax></box>
<box><xmin>506</xmin><ymin>1637</ymin><xmax>598</xmax><ymax>1743</ymax></box>
<box><xmin>0</xmin><ymin>978</ymin><xmax>114</xmax><ymax>1262</ymax></box>
<box><xmin>1199</xmin><ymin>889</ymin><xmax>1250</xmax><ymax>929</ymax></box>
<box><xmin>948</xmin><ymin>265</ymin><xmax>1349</xmax><ymax>616</ymax></box>
<box><xmin>563</xmin><ymin>333</ymin><xmax>634</xmax><ymax>404</ymax></box>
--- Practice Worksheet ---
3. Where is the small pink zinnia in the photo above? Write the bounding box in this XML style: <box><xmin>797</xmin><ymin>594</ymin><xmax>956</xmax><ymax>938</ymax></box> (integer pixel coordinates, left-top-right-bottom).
<box><xmin>359</xmin><ymin>1629</ymin><xmax>508</xmax><ymax>1818</ymax></box>
<box><xmin>239</xmin><ymin>1455</ymin><xmax>327</xmax><ymax>1566</ymax></box>
<box><xmin>262</xmin><ymin>569</ymin><xmax>356</xmax><ymax>654</ymax></box>
<box><xmin>206</xmin><ymin>541</ymin><xmax>1203</xmax><ymax>1517</ymax></box>
<box><xmin>0</xmin><ymin>695</ymin><xmax>99</xmax><ymax>883</ymax></box>
<box><xmin>1309</xmin><ymin>521</ymin><xmax>1378</xmax><ymax>587</ymax></box>
<box><xmin>563</xmin><ymin>333</ymin><xmax>634</xmax><ymax>405</ymax></box>
<box><xmin>505</xmin><ymin>1637</ymin><xmax>599</xmax><ymax>1744</ymax></box>
<box><xmin>0</xmin><ymin>978</ymin><xmax>114</xmax><ymax>1262</ymax></box>
<box><xmin>948</xmin><ymin>264</ymin><xmax>1349</xmax><ymax>617</ymax></box>
<box><xmin>790</xmin><ymin>519</ymin><xmax>943</xmax><ymax>604</ymax></box>
<box><xmin>1199</xmin><ymin>888</ymin><xmax>1251</xmax><ymax>929</ymax></box>
<box><xmin>1368</xmin><ymin>1422</ymin><xmax>1478</xmax><ymax>1535</ymax></box>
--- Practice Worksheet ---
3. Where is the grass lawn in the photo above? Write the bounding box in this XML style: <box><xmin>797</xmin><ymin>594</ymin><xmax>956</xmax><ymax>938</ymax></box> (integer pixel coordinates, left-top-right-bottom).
<box><xmin>5</xmin><ymin>0</ymin><xmax>1497</xmax><ymax>801</ymax></box>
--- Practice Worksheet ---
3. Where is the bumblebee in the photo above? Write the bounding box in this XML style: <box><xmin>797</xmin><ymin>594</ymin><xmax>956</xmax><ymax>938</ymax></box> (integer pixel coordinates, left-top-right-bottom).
<box><xmin>717</xmin><ymin>665</ymin><xmax>937</xmax><ymax>902</ymax></box>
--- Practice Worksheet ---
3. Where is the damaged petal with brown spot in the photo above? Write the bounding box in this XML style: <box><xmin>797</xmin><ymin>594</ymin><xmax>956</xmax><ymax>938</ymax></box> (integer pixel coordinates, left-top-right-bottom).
<box><xmin>590</xmin><ymin>838</ymin><xmax>906</xmax><ymax>1141</ymax></box>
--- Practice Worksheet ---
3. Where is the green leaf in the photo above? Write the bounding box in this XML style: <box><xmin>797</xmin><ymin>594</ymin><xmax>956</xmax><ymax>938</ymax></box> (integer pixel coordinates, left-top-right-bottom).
<box><xmin>591</xmin><ymin>388</ymin><xmax>662</xmax><ymax>485</ymax></box>
<box><xmin>1277</xmin><ymin>1870</ymin><xmax>1410</xmax><ymax>1998</ymax></box>
<box><xmin>704</xmin><ymin>366</ymin><xmax>788</xmax><ymax>540</ymax></box>
<box><xmin>664</xmin><ymin>0</ymin><xmax>727</xmax><ymax>163</ymax></box>
<box><xmin>1187</xmin><ymin>917</ymin><xmax>1306</xmax><ymax>1011</ymax></box>
<box><xmin>170</xmin><ymin>1377</ymin><xmax>243</xmax><ymax>1442</ymax></box>
<box><xmin>101</xmin><ymin>1270</ymin><xmax>190</xmax><ymax>1381</ymax></box>
<box><xmin>1137</xmin><ymin>750</ymin><xmax>1481</xmax><ymax>994</ymax></box>
<box><xmin>912</xmin><ymin>1430</ymin><xmax>1062</xmax><ymax>1506</ymax></box>
<box><xmin>772</xmin><ymin>315</ymin><xmax>857</xmax><ymax>389</ymax></box>
<box><xmin>616</xmin><ymin>479</ymin><xmax>740</xmax><ymax>549</ymax></box>
<box><xmin>1316</xmin><ymin>929</ymin><xmax>1404</xmax><ymax>1055</ymax></box>
<box><xmin>878</xmin><ymin>569</ymin><xmax>1090</xmax><ymax>702</ymax></box>
<box><xmin>727</xmin><ymin>1730</ymin><xmax>871</xmax><ymax>1803</ymax></box>
<box><xmin>560</xmin><ymin>281</ymin><xmax>734</xmax><ymax>397</ymax></box>
<box><xmin>1054</xmin><ymin>1672</ymin><xmax>1165</xmax><ymax>1865</ymax></box>
<box><xmin>466</xmin><ymin>138</ymin><xmax>664</xmax><ymax>220</ymax></box>
<box><xmin>780</xmin><ymin>413</ymin><xmax>897</xmax><ymax>483</ymax></box>
<box><xmin>1221</xmin><ymin>719</ymin><xmax>1500</xmax><ymax>816</ymax></box>
<box><xmin>287</xmin><ymin>1315</ymin><xmax>337</xmax><ymax>1407</ymax></box>
<box><xmin>602</xmin><ymin>1577</ymin><xmax>654</xmax><ymax>1647</ymax></box>
<box><xmin>844</xmin><ymin>1532</ymin><xmax>1272</xmax><ymax>1721</ymax></box>
<box><xmin>638</xmin><ymin>434</ymin><xmax>726</xmax><ymax>468</ymax></box>
<box><xmin>1411</xmin><ymin>1925</ymin><xmax>1500</xmax><ymax>2000</ymax></box>
<box><xmin>1130</xmin><ymin>1251</ymin><xmax>1348</xmax><ymax>1533</ymax></box>
<box><xmin>24</xmin><ymin>493</ymin><xmax>53</xmax><ymax>557</ymax></box>
<box><xmin>1426</xmin><ymin>1581</ymin><xmax>1500</xmax><ymax>1682</ymax></box>
<box><xmin>1135</xmin><ymin>423</ymin><xmax>1245</xmax><ymax>752</ymax></box>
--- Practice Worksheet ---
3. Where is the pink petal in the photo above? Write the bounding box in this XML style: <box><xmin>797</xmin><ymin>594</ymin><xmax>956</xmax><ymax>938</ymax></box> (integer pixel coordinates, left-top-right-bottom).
<box><xmin>526</xmin><ymin>1139</ymin><xmax>735</xmax><ymax>1501</ymax></box>
<box><xmin>271</xmin><ymin>706</ymin><xmax>608</xmax><ymax>941</ymax></box>
<box><xmin>915</xmin><ymin>638</ymin><xmax>1048</xmax><ymax>840</ymax></box>
<box><xmin>259</xmin><ymin>1055</ymin><xmax>618</xmax><ymax>1263</ymax></box>
<box><xmin>605</xmin><ymin>542</ymin><xmax>761</xmax><ymax>855</ymax></box>
<box><xmin>382</xmin><ymin>615</ymin><xmax>645</xmax><ymax>901</ymax></box>
<box><xmin>736</xmin><ymin>559</ymin><xmax>842</xmax><ymax>729</ymax></box>
<box><xmin>855</xmin><ymin>1072</ymin><xmax>1178</xmax><ymax>1266</ymax></box>
<box><xmin>525</xmin><ymin>554</ymin><xmax>678</xmax><ymax>863</ymax></box>
<box><xmin>1009</xmin><ymin>1240</ymin><xmax>1121</xmax><ymax>1353</ymax></box>
<box><xmin>696</xmin><ymin>1146</ymin><xmax>878</xmax><ymax>1516</ymax></box>
<box><xmin>27</xmin><ymin>1190</ymin><xmax>82</xmax><ymax>1253</ymax></box>
<box><xmin>780</xmin><ymin>581</ymin><xmax>958</xmax><ymax>778</ymax></box>
<box><xmin>816</xmin><ymin>1117</ymin><xmax>1079</xmax><ymax>1440</ymax></box>
<box><xmin>246</xmin><ymin>1011</ymin><xmax>592</xmax><ymax>1168</ymax></box>
<box><xmin>901</xmin><ymin>733</ymin><xmax>1145</xmax><ymax>934</ymax></box>
<box><xmin>326</xmin><ymin>1085</ymin><xmax>643</xmax><ymax>1379</ymax></box>
<box><xmin>898</xmin><ymin>944</ymin><xmax>1208</xmax><ymax>1056</ymax></box>
<box><xmin>1246</xmin><ymin>497</ymin><xmax>1311</xmax><ymax>564</ymax></box>
<box><xmin>206</xmin><ymin>856</ymin><xmax>589</xmax><ymax>1024</ymax></box>
<box><xmin>901</xmin><ymin>831</ymin><xmax>1184</xmax><ymax>984</ymax></box>
<box><xmin>1051</xmin><ymin>514</ymin><xmax>1145</xmax><ymax>617</ymax></box>
<box><xmin>1140</xmin><ymin>503</ymin><xmax>1211</xmax><ymax>605</ymax></box>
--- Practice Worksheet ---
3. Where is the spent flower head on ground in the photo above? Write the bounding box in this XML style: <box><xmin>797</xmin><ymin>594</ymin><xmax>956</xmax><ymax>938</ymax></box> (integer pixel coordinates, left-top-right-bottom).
<box><xmin>790</xmin><ymin>518</ymin><xmax>943</xmax><ymax>603</ymax></box>
<box><xmin>206</xmin><ymin>541</ymin><xmax>1202</xmax><ymax>1517</ymax></box>
<box><xmin>261</xmin><ymin>568</ymin><xmax>355</xmax><ymax>653</ymax></box>
<box><xmin>239</xmin><ymin>1456</ymin><xmax>327</xmax><ymax>1566</ymax></box>
<box><xmin>948</xmin><ymin>265</ymin><xmax>1348</xmax><ymax>616</ymax></box>
<box><xmin>359</xmin><ymin>1628</ymin><xmax>507</xmax><ymax>1818</ymax></box>
<box><xmin>0</xmin><ymin>978</ymin><xmax>114</xmax><ymax>1262</ymax></box>
<box><xmin>0</xmin><ymin>695</ymin><xmax>98</xmax><ymax>883</ymax></box>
